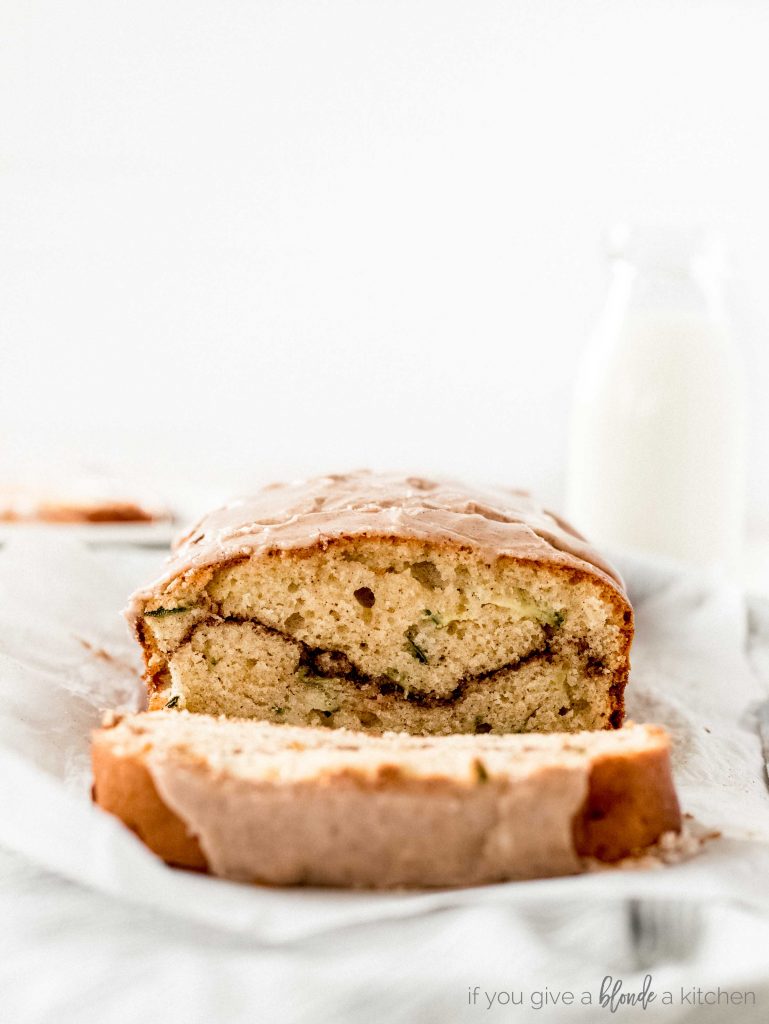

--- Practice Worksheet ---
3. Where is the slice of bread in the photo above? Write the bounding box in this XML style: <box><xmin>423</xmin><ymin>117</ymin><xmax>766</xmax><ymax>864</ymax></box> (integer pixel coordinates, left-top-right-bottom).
<box><xmin>128</xmin><ymin>473</ymin><xmax>632</xmax><ymax>735</ymax></box>
<box><xmin>92</xmin><ymin>712</ymin><xmax>680</xmax><ymax>888</ymax></box>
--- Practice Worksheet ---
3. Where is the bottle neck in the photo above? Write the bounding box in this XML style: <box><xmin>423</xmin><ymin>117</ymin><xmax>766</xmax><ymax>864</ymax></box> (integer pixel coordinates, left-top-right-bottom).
<box><xmin>609</xmin><ymin>257</ymin><xmax>725</xmax><ymax>322</ymax></box>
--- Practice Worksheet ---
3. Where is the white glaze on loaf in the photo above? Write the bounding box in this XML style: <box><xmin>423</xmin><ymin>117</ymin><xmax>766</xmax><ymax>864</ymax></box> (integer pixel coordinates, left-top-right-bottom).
<box><xmin>127</xmin><ymin>472</ymin><xmax>625</xmax><ymax>619</ymax></box>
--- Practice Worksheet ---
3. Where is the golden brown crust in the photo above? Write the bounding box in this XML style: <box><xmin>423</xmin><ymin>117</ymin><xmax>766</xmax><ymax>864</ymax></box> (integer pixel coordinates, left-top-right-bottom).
<box><xmin>91</xmin><ymin>722</ymin><xmax>678</xmax><ymax>882</ymax></box>
<box><xmin>573</xmin><ymin>738</ymin><xmax>681</xmax><ymax>859</ymax></box>
<box><xmin>91</xmin><ymin>734</ymin><xmax>206</xmax><ymax>870</ymax></box>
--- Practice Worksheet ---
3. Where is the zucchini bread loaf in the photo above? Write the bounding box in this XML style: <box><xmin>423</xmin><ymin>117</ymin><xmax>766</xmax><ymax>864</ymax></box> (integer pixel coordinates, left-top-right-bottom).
<box><xmin>92</xmin><ymin>712</ymin><xmax>680</xmax><ymax>888</ymax></box>
<box><xmin>128</xmin><ymin>472</ymin><xmax>632</xmax><ymax>736</ymax></box>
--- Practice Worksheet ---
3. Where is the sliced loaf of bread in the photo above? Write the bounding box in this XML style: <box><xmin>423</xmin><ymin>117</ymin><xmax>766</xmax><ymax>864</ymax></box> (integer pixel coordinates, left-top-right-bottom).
<box><xmin>128</xmin><ymin>472</ymin><xmax>632</xmax><ymax>736</ymax></box>
<box><xmin>92</xmin><ymin>712</ymin><xmax>680</xmax><ymax>888</ymax></box>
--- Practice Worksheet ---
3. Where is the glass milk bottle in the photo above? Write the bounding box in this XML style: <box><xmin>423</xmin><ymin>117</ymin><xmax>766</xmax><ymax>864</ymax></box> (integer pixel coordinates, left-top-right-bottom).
<box><xmin>566</xmin><ymin>226</ymin><xmax>746</xmax><ymax>573</ymax></box>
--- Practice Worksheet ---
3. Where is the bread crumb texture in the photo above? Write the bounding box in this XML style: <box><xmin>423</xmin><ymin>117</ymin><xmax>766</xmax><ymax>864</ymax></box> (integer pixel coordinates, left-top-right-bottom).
<box><xmin>137</xmin><ymin>538</ymin><xmax>631</xmax><ymax>735</ymax></box>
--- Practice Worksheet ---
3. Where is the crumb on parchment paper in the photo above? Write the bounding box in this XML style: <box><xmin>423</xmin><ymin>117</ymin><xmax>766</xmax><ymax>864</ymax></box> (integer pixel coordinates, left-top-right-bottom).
<box><xmin>583</xmin><ymin>817</ymin><xmax>721</xmax><ymax>873</ymax></box>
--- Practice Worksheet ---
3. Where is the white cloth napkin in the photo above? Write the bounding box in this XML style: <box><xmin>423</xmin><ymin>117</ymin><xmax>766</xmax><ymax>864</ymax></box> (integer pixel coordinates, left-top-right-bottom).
<box><xmin>0</xmin><ymin>534</ymin><xmax>768</xmax><ymax>1022</ymax></box>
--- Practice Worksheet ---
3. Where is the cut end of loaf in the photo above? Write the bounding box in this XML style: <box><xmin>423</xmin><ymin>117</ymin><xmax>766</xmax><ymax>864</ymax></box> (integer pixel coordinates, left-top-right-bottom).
<box><xmin>92</xmin><ymin>712</ymin><xmax>680</xmax><ymax>888</ymax></box>
<box><xmin>134</xmin><ymin>536</ymin><xmax>631</xmax><ymax>736</ymax></box>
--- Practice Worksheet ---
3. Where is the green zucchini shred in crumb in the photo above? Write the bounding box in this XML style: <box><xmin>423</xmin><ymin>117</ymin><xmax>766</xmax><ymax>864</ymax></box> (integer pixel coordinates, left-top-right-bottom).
<box><xmin>165</xmin><ymin>695</ymin><xmax>180</xmax><ymax>708</ymax></box>
<box><xmin>473</xmin><ymin>758</ymin><xmax>489</xmax><ymax>783</ymax></box>
<box><xmin>146</xmin><ymin>606</ymin><xmax>189</xmax><ymax>618</ymax></box>
<box><xmin>296</xmin><ymin>666</ymin><xmax>323</xmax><ymax>684</ymax></box>
<box><xmin>422</xmin><ymin>609</ymin><xmax>443</xmax><ymax>626</ymax></box>
<box><xmin>404</xmin><ymin>630</ymin><xmax>428</xmax><ymax>664</ymax></box>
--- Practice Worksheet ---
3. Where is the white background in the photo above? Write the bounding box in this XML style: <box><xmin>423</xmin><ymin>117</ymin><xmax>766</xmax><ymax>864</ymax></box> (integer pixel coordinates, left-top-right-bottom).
<box><xmin>1</xmin><ymin>0</ymin><xmax>768</xmax><ymax>526</ymax></box>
